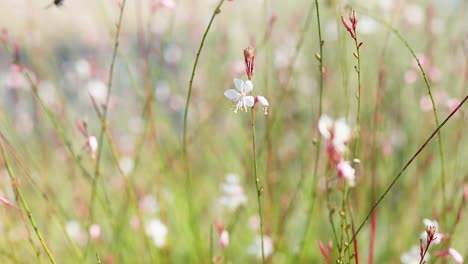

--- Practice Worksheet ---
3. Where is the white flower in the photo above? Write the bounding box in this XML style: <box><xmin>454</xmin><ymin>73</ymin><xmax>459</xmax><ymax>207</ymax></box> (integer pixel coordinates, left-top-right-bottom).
<box><xmin>218</xmin><ymin>173</ymin><xmax>247</xmax><ymax>210</ymax></box>
<box><xmin>401</xmin><ymin>245</ymin><xmax>429</xmax><ymax>264</ymax></box>
<box><xmin>420</xmin><ymin>219</ymin><xmax>442</xmax><ymax>245</ymax></box>
<box><xmin>421</xmin><ymin>219</ymin><xmax>441</xmax><ymax>244</ymax></box>
<box><xmin>255</xmin><ymin>96</ymin><xmax>269</xmax><ymax>115</ymax></box>
<box><xmin>224</xmin><ymin>78</ymin><xmax>255</xmax><ymax>113</ymax></box>
<box><xmin>248</xmin><ymin>235</ymin><xmax>274</xmax><ymax>259</ymax></box>
<box><xmin>145</xmin><ymin>218</ymin><xmax>168</xmax><ymax>248</ymax></box>
<box><xmin>337</xmin><ymin>160</ymin><xmax>355</xmax><ymax>187</ymax></box>
<box><xmin>220</xmin><ymin>230</ymin><xmax>229</xmax><ymax>248</ymax></box>
<box><xmin>89</xmin><ymin>224</ymin><xmax>101</xmax><ymax>239</ymax></box>
<box><xmin>318</xmin><ymin>115</ymin><xmax>351</xmax><ymax>154</ymax></box>
<box><xmin>119</xmin><ymin>156</ymin><xmax>135</xmax><ymax>175</ymax></box>
<box><xmin>86</xmin><ymin>79</ymin><xmax>107</xmax><ymax>105</ymax></box>
<box><xmin>87</xmin><ymin>136</ymin><xmax>98</xmax><ymax>158</ymax></box>
<box><xmin>448</xmin><ymin>248</ymin><xmax>464</xmax><ymax>263</ymax></box>
<box><xmin>66</xmin><ymin>220</ymin><xmax>87</xmax><ymax>245</ymax></box>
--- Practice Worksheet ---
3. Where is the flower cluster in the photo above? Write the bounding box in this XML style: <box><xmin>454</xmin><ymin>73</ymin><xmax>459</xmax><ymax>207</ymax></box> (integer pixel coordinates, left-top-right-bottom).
<box><xmin>224</xmin><ymin>47</ymin><xmax>269</xmax><ymax>114</ymax></box>
<box><xmin>318</xmin><ymin>115</ymin><xmax>355</xmax><ymax>186</ymax></box>
<box><xmin>218</xmin><ymin>173</ymin><xmax>247</xmax><ymax>211</ymax></box>
<box><xmin>401</xmin><ymin>219</ymin><xmax>463</xmax><ymax>264</ymax></box>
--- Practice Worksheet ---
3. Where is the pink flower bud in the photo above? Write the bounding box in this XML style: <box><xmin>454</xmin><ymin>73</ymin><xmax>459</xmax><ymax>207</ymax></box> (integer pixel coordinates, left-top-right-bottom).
<box><xmin>244</xmin><ymin>46</ymin><xmax>255</xmax><ymax>80</ymax></box>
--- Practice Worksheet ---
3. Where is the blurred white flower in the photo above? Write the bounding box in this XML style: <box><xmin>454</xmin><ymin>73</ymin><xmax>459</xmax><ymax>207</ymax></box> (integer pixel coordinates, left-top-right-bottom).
<box><xmin>139</xmin><ymin>194</ymin><xmax>159</xmax><ymax>214</ymax></box>
<box><xmin>419</xmin><ymin>96</ymin><xmax>434</xmax><ymax>112</ymax></box>
<box><xmin>86</xmin><ymin>79</ymin><xmax>107</xmax><ymax>105</ymax></box>
<box><xmin>89</xmin><ymin>224</ymin><xmax>101</xmax><ymax>239</ymax></box>
<box><xmin>224</xmin><ymin>79</ymin><xmax>255</xmax><ymax>113</ymax></box>
<box><xmin>220</xmin><ymin>230</ymin><xmax>229</xmax><ymax>248</ymax></box>
<box><xmin>401</xmin><ymin>245</ymin><xmax>429</xmax><ymax>264</ymax></box>
<box><xmin>164</xmin><ymin>44</ymin><xmax>182</xmax><ymax>65</ymax></box>
<box><xmin>38</xmin><ymin>81</ymin><xmax>59</xmax><ymax>108</ymax></box>
<box><xmin>248</xmin><ymin>235</ymin><xmax>274</xmax><ymax>259</ymax></box>
<box><xmin>319</xmin><ymin>115</ymin><xmax>351</xmax><ymax>154</ymax></box>
<box><xmin>337</xmin><ymin>160</ymin><xmax>355</xmax><ymax>187</ymax></box>
<box><xmin>404</xmin><ymin>4</ymin><xmax>424</xmax><ymax>26</ymax></box>
<box><xmin>218</xmin><ymin>173</ymin><xmax>247</xmax><ymax>211</ymax></box>
<box><xmin>66</xmin><ymin>220</ymin><xmax>87</xmax><ymax>246</ymax></box>
<box><xmin>448</xmin><ymin>248</ymin><xmax>463</xmax><ymax>263</ymax></box>
<box><xmin>75</xmin><ymin>59</ymin><xmax>91</xmax><ymax>79</ymax></box>
<box><xmin>357</xmin><ymin>16</ymin><xmax>378</xmax><ymax>34</ymax></box>
<box><xmin>87</xmin><ymin>136</ymin><xmax>98</xmax><ymax>158</ymax></box>
<box><xmin>420</xmin><ymin>219</ymin><xmax>442</xmax><ymax>245</ymax></box>
<box><xmin>155</xmin><ymin>80</ymin><xmax>171</xmax><ymax>102</ymax></box>
<box><xmin>145</xmin><ymin>218</ymin><xmax>168</xmax><ymax>248</ymax></box>
<box><xmin>119</xmin><ymin>156</ymin><xmax>135</xmax><ymax>175</ymax></box>
<box><xmin>255</xmin><ymin>96</ymin><xmax>269</xmax><ymax>115</ymax></box>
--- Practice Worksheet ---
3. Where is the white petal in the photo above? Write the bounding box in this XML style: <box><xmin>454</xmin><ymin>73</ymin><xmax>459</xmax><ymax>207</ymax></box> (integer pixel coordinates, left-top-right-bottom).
<box><xmin>318</xmin><ymin>115</ymin><xmax>333</xmax><ymax>139</ymax></box>
<box><xmin>245</xmin><ymin>96</ymin><xmax>255</xmax><ymax>107</ymax></box>
<box><xmin>233</xmin><ymin>78</ymin><xmax>244</xmax><ymax>92</ymax></box>
<box><xmin>334</xmin><ymin>118</ymin><xmax>351</xmax><ymax>144</ymax></box>
<box><xmin>448</xmin><ymin>248</ymin><xmax>463</xmax><ymax>263</ymax></box>
<box><xmin>224</xmin><ymin>89</ymin><xmax>240</xmax><ymax>100</ymax></box>
<box><xmin>244</xmin><ymin>80</ymin><xmax>253</xmax><ymax>93</ymax></box>
<box><xmin>256</xmin><ymin>96</ymin><xmax>269</xmax><ymax>106</ymax></box>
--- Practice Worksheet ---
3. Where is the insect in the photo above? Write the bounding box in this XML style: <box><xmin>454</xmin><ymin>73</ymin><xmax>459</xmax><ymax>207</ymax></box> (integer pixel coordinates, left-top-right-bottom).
<box><xmin>45</xmin><ymin>0</ymin><xmax>65</xmax><ymax>9</ymax></box>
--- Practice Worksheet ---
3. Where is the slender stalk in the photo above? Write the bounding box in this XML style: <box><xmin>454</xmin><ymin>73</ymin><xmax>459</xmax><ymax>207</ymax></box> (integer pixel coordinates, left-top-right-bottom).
<box><xmin>251</xmin><ymin>110</ymin><xmax>265</xmax><ymax>263</ymax></box>
<box><xmin>295</xmin><ymin>0</ymin><xmax>325</xmax><ymax>259</ymax></box>
<box><xmin>182</xmin><ymin>0</ymin><xmax>225</xmax><ymax>254</ymax></box>
<box><xmin>351</xmin><ymin>37</ymin><xmax>362</xmax><ymax>158</ymax></box>
<box><xmin>89</xmin><ymin>96</ymin><xmax>156</xmax><ymax>262</ymax></box>
<box><xmin>347</xmin><ymin>95</ymin><xmax>467</xmax><ymax>249</ymax></box>
<box><xmin>355</xmin><ymin>6</ymin><xmax>447</xmax><ymax>223</ymax></box>
<box><xmin>0</xmin><ymin>141</ymin><xmax>56</xmax><ymax>264</ymax></box>
<box><xmin>92</xmin><ymin>0</ymin><xmax>128</xmax><ymax>207</ymax></box>
<box><xmin>368</xmin><ymin>30</ymin><xmax>390</xmax><ymax>264</ymax></box>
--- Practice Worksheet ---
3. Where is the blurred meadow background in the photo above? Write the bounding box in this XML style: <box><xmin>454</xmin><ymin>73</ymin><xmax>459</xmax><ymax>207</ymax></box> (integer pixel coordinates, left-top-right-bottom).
<box><xmin>0</xmin><ymin>0</ymin><xmax>467</xmax><ymax>263</ymax></box>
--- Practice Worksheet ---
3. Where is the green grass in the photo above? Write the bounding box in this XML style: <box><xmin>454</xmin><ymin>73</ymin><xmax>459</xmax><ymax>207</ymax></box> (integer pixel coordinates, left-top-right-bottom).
<box><xmin>0</xmin><ymin>0</ymin><xmax>467</xmax><ymax>263</ymax></box>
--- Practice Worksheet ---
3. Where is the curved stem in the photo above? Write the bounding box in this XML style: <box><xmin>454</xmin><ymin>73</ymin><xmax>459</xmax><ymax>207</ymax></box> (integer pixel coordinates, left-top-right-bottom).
<box><xmin>92</xmin><ymin>0</ymin><xmax>128</xmax><ymax>210</ymax></box>
<box><xmin>355</xmin><ymin>6</ymin><xmax>447</xmax><ymax>222</ymax></box>
<box><xmin>296</xmin><ymin>0</ymin><xmax>324</xmax><ymax>259</ymax></box>
<box><xmin>182</xmin><ymin>0</ymin><xmax>225</xmax><ymax>254</ymax></box>
<box><xmin>251</xmin><ymin>110</ymin><xmax>265</xmax><ymax>263</ymax></box>
<box><xmin>347</xmin><ymin>95</ymin><xmax>467</xmax><ymax>249</ymax></box>
<box><xmin>0</xmin><ymin>141</ymin><xmax>57</xmax><ymax>264</ymax></box>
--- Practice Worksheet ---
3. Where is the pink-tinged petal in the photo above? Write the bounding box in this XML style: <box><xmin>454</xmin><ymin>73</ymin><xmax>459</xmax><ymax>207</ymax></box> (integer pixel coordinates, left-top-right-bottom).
<box><xmin>334</xmin><ymin>118</ymin><xmax>351</xmax><ymax>144</ymax></box>
<box><xmin>448</xmin><ymin>248</ymin><xmax>463</xmax><ymax>263</ymax></box>
<box><xmin>88</xmin><ymin>136</ymin><xmax>98</xmax><ymax>155</ymax></box>
<box><xmin>224</xmin><ymin>89</ymin><xmax>240</xmax><ymax>101</ymax></box>
<box><xmin>245</xmin><ymin>96</ymin><xmax>255</xmax><ymax>107</ymax></box>
<box><xmin>0</xmin><ymin>196</ymin><xmax>17</xmax><ymax>208</ymax></box>
<box><xmin>318</xmin><ymin>115</ymin><xmax>333</xmax><ymax>139</ymax></box>
<box><xmin>244</xmin><ymin>80</ymin><xmax>253</xmax><ymax>93</ymax></box>
<box><xmin>337</xmin><ymin>160</ymin><xmax>355</xmax><ymax>186</ymax></box>
<box><xmin>220</xmin><ymin>230</ymin><xmax>229</xmax><ymax>248</ymax></box>
<box><xmin>233</xmin><ymin>78</ymin><xmax>244</xmax><ymax>92</ymax></box>
<box><xmin>256</xmin><ymin>96</ymin><xmax>269</xmax><ymax>107</ymax></box>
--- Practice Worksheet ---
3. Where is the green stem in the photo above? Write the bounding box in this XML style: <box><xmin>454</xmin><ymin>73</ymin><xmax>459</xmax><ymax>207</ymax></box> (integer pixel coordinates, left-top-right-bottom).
<box><xmin>296</xmin><ymin>0</ymin><xmax>324</xmax><ymax>259</ymax></box>
<box><xmin>355</xmin><ymin>6</ymin><xmax>447</xmax><ymax>223</ymax></box>
<box><xmin>182</xmin><ymin>0</ymin><xmax>225</xmax><ymax>256</ymax></box>
<box><xmin>92</xmin><ymin>0</ymin><xmax>128</xmax><ymax>205</ymax></box>
<box><xmin>251</xmin><ymin>110</ymin><xmax>265</xmax><ymax>263</ymax></box>
<box><xmin>0</xmin><ymin>142</ymin><xmax>56</xmax><ymax>264</ymax></box>
<box><xmin>347</xmin><ymin>95</ymin><xmax>467</xmax><ymax>250</ymax></box>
